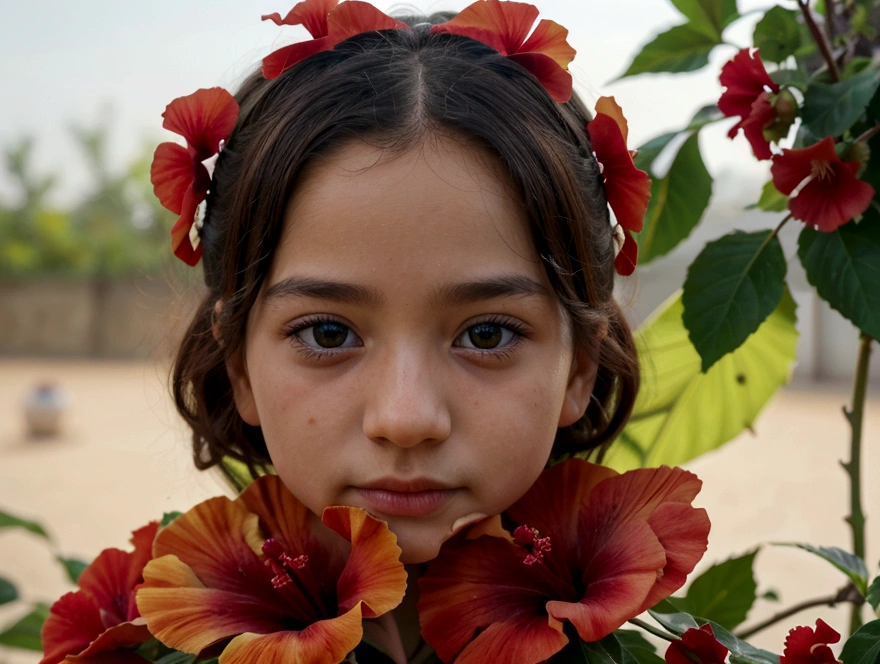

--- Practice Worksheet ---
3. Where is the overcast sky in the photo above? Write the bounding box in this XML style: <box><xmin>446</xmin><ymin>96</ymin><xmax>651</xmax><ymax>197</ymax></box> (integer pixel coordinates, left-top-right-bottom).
<box><xmin>1</xmin><ymin>0</ymin><xmax>774</xmax><ymax>205</ymax></box>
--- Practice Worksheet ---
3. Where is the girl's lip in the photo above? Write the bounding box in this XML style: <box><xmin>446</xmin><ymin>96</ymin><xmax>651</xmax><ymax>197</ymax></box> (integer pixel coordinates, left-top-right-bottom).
<box><xmin>354</xmin><ymin>486</ymin><xmax>458</xmax><ymax>517</ymax></box>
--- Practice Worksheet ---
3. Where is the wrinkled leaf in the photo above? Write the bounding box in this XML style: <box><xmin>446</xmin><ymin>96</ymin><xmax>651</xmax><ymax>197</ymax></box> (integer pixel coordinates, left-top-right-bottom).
<box><xmin>621</xmin><ymin>24</ymin><xmax>720</xmax><ymax>78</ymax></box>
<box><xmin>683</xmin><ymin>230</ymin><xmax>787</xmax><ymax>371</ymax></box>
<box><xmin>0</xmin><ymin>603</ymin><xmax>50</xmax><ymax>651</ymax></box>
<box><xmin>802</xmin><ymin>67</ymin><xmax>880</xmax><ymax>137</ymax></box>
<box><xmin>0</xmin><ymin>577</ymin><xmax>17</xmax><ymax>606</ymax></box>
<box><xmin>606</xmin><ymin>289</ymin><xmax>798</xmax><ymax>470</ymax></box>
<box><xmin>747</xmin><ymin>181</ymin><xmax>788</xmax><ymax>212</ymax></box>
<box><xmin>0</xmin><ymin>510</ymin><xmax>50</xmax><ymax>540</ymax></box>
<box><xmin>669</xmin><ymin>551</ymin><xmax>758</xmax><ymax>630</ymax></box>
<box><xmin>56</xmin><ymin>556</ymin><xmax>89</xmax><ymax>585</ymax></box>
<box><xmin>776</xmin><ymin>543</ymin><xmax>869</xmax><ymax>595</ymax></box>
<box><xmin>840</xmin><ymin>620</ymin><xmax>880</xmax><ymax>664</ymax></box>
<box><xmin>753</xmin><ymin>7</ymin><xmax>801</xmax><ymax>63</ymax></box>
<box><xmin>638</xmin><ymin>133</ymin><xmax>713</xmax><ymax>264</ymax></box>
<box><xmin>798</xmin><ymin>214</ymin><xmax>880</xmax><ymax>341</ymax></box>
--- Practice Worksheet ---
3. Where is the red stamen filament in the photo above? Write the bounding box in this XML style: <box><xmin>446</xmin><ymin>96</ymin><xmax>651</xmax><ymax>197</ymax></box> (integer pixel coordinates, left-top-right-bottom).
<box><xmin>810</xmin><ymin>159</ymin><xmax>834</xmax><ymax>181</ymax></box>
<box><xmin>262</xmin><ymin>538</ymin><xmax>309</xmax><ymax>589</ymax></box>
<box><xmin>513</xmin><ymin>525</ymin><xmax>552</xmax><ymax>566</ymax></box>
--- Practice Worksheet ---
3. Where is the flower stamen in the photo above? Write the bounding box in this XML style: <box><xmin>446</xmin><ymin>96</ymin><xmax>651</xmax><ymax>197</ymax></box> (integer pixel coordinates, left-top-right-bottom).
<box><xmin>262</xmin><ymin>538</ymin><xmax>309</xmax><ymax>589</ymax></box>
<box><xmin>512</xmin><ymin>525</ymin><xmax>551</xmax><ymax>566</ymax></box>
<box><xmin>810</xmin><ymin>159</ymin><xmax>834</xmax><ymax>182</ymax></box>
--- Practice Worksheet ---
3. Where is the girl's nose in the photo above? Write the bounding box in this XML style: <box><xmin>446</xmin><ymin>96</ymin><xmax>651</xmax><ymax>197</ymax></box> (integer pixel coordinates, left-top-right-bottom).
<box><xmin>361</xmin><ymin>346</ymin><xmax>452</xmax><ymax>449</ymax></box>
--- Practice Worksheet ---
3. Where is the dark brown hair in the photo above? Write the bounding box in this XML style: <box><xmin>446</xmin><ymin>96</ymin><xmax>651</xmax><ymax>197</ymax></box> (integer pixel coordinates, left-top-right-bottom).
<box><xmin>172</xmin><ymin>14</ymin><xmax>640</xmax><ymax>478</ymax></box>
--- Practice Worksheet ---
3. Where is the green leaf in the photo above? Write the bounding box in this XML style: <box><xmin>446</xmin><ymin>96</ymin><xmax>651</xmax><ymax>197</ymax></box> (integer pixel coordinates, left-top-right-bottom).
<box><xmin>154</xmin><ymin>652</ymin><xmax>198</xmax><ymax>664</ymax></box>
<box><xmin>683</xmin><ymin>230</ymin><xmax>787</xmax><ymax>371</ymax></box>
<box><xmin>0</xmin><ymin>576</ymin><xmax>17</xmax><ymax>606</ymax></box>
<box><xmin>635</xmin><ymin>106</ymin><xmax>723</xmax><ymax>177</ymax></box>
<box><xmin>639</xmin><ymin>133</ymin><xmax>713</xmax><ymax>264</ymax></box>
<box><xmin>747</xmin><ymin>181</ymin><xmax>788</xmax><ymax>212</ymax></box>
<box><xmin>753</xmin><ymin>7</ymin><xmax>801</xmax><ymax>63</ymax></box>
<box><xmin>802</xmin><ymin>67</ymin><xmax>880</xmax><ymax>137</ymax></box>
<box><xmin>161</xmin><ymin>511</ymin><xmax>183</xmax><ymax>528</ymax></box>
<box><xmin>605</xmin><ymin>289</ymin><xmax>798</xmax><ymax>471</ymax></box>
<box><xmin>551</xmin><ymin>632</ymin><xmax>662</xmax><ymax>664</ymax></box>
<box><xmin>841</xmin><ymin>620</ymin><xmax>880</xmax><ymax>664</ymax></box>
<box><xmin>867</xmin><ymin>577</ymin><xmax>880</xmax><ymax>616</ymax></box>
<box><xmin>56</xmin><ymin>556</ymin><xmax>89</xmax><ymax>585</ymax></box>
<box><xmin>671</xmin><ymin>0</ymin><xmax>739</xmax><ymax>39</ymax></box>
<box><xmin>0</xmin><ymin>510</ymin><xmax>51</xmax><ymax>540</ymax></box>
<box><xmin>669</xmin><ymin>551</ymin><xmax>758</xmax><ymax>630</ymax></box>
<box><xmin>761</xmin><ymin>590</ymin><xmax>781</xmax><ymax>602</ymax></box>
<box><xmin>798</xmin><ymin>214</ymin><xmax>880</xmax><ymax>340</ymax></box>
<box><xmin>776</xmin><ymin>543</ymin><xmax>869</xmax><ymax>595</ymax></box>
<box><xmin>621</xmin><ymin>24</ymin><xmax>720</xmax><ymax>78</ymax></box>
<box><xmin>0</xmin><ymin>603</ymin><xmax>50</xmax><ymax>651</ymax></box>
<box><xmin>616</xmin><ymin>630</ymin><xmax>657</xmax><ymax>655</ymax></box>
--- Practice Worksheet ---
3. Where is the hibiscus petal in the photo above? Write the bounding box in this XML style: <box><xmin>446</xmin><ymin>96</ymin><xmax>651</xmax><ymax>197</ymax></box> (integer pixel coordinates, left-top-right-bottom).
<box><xmin>40</xmin><ymin>592</ymin><xmax>105</xmax><ymax>664</ymax></box>
<box><xmin>326</xmin><ymin>1</ymin><xmax>408</xmax><ymax>44</ymax></box>
<box><xmin>615</xmin><ymin>228</ymin><xmax>638</xmax><ymax>277</ymax></box>
<box><xmin>587</xmin><ymin>113</ymin><xmax>651</xmax><ymax>233</ymax></box>
<box><xmin>262</xmin><ymin>0</ymin><xmax>338</xmax><ymax>37</ymax></box>
<box><xmin>741</xmin><ymin>91</ymin><xmax>776</xmax><ymax>161</ymax></box>
<box><xmin>170</xmin><ymin>183</ymin><xmax>205</xmax><ymax>267</ymax></box>
<box><xmin>813</xmin><ymin>619</ymin><xmax>841</xmax><ymax>645</ymax></box>
<box><xmin>547</xmin><ymin>519</ymin><xmax>665</xmax><ymax>642</ymax></box>
<box><xmin>595</xmin><ymin>96</ymin><xmax>628</xmax><ymax>144</ymax></box>
<box><xmin>789</xmin><ymin>162</ymin><xmax>875</xmax><ymax>232</ymax></box>
<box><xmin>262</xmin><ymin>37</ymin><xmax>334</xmax><ymax>80</ymax></box>
<box><xmin>162</xmin><ymin>88</ymin><xmax>239</xmax><ymax>158</ymax></box>
<box><xmin>429</xmin><ymin>23</ymin><xmax>506</xmax><ymax>54</ymax></box>
<box><xmin>77</xmin><ymin>549</ymin><xmax>139</xmax><ymax>626</ymax></box>
<box><xmin>719</xmin><ymin>48</ymin><xmax>777</xmax><ymax>120</ymax></box>
<box><xmin>519</xmin><ymin>19</ymin><xmax>576</xmax><ymax>69</ymax></box>
<box><xmin>138</xmin><ymin>554</ymin><xmax>287</xmax><ymax>654</ymax></box>
<box><xmin>507</xmin><ymin>52</ymin><xmax>573</xmax><ymax>102</ymax></box>
<box><xmin>771</xmin><ymin>138</ymin><xmax>838</xmax><ymax>195</ymax></box>
<box><xmin>435</xmin><ymin>0</ymin><xmax>539</xmax><ymax>55</ymax></box>
<box><xmin>455</xmin><ymin>617</ymin><xmax>568</xmax><ymax>664</ymax></box>
<box><xmin>218</xmin><ymin>604</ymin><xmax>364</xmax><ymax>664</ymax></box>
<box><xmin>67</xmin><ymin>620</ymin><xmax>152</xmax><ymax>662</ymax></box>
<box><xmin>151</xmin><ymin>142</ymin><xmax>193</xmax><ymax>215</ymax></box>
<box><xmin>322</xmin><ymin>506</ymin><xmax>406</xmax><ymax>619</ymax></box>
<box><xmin>64</xmin><ymin>652</ymin><xmax>151</xmax><ymax>664</ymax></box>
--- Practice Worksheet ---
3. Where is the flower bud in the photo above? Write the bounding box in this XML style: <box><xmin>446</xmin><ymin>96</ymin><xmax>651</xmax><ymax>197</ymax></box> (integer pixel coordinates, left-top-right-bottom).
<box><xmin>773</xmin><ymin>89</ymin><xmax>798</xmax><ymax>125</ymax></box>
<box><xmin>841</xmin><ymin>141</ymin><xmax>871</xmax><ymax>165</ymax></box>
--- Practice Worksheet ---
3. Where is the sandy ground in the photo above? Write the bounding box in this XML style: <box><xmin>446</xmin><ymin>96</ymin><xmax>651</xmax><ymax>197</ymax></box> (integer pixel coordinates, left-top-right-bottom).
<box><xmin>0</xmin><ymin>359</ymin><xmax>878</xmax><ymax>663</ymax></box>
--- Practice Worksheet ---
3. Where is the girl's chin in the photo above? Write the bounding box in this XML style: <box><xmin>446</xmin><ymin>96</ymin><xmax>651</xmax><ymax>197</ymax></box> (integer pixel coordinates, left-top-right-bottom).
<box><xmin>388</xmin><ymin>512</ymin><xmax>491</xmax><ymax>564</ymax></box>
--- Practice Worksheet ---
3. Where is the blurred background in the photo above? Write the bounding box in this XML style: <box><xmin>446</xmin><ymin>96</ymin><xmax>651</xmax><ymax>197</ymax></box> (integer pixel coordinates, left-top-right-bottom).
<box><xmin>1</xmin><ymin>1</ymin><xmax>878</xmax><ymax>663</ymax></box>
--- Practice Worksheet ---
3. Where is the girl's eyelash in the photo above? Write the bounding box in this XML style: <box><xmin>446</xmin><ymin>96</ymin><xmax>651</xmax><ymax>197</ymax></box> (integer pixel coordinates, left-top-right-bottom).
<box><xmin>283</xmin><ymin>314</ymin><xmax>529</xmax><ymax>361</ymax></box>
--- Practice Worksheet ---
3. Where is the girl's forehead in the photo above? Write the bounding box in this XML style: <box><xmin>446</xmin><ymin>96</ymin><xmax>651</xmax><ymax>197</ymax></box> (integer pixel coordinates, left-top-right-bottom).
<box><xmin>269</xmin><ymin>136</ymin><xmax>545</xmax><ymax>289</ymax></box>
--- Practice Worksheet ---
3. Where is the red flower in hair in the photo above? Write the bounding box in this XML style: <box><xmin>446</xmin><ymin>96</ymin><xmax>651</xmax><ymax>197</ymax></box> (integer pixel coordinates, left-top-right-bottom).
<box><xmin>150</xmin><ymin>87</ymin><xmax>239</xmax><ymax>266</ymax></box>
<box><xmin>417</xmin><ymin>460</ymin><xmax>710</xmax><ymax>664</ymax></box>
<box><xmin>263</xmin><ymin>0</ymin><xmax>407</xmax><ymax>79</ymax></box>
<box><xmin>40</xmin><ymin>522</ymin><xmax>159</xmax><ymax>664</ymax></box>
<box><xmin>431</xmin><ymin>0</ymin><xmax>576</xmax><ymax>102</ymax></box>
<box><xmin>719</xmin><ymin>48</ymin><xmax>792</xmax><ymax>160</ymax></box>
<box><xmin>781</xmin><ymin>619</ymin><xmax>841</xmax><ymax>664</ymax></box>
<box><xmin>770</xmin><ymin>137</ymin><xmax>875</xmax><ymax>232</ymax></box>
<box><xmin>586</xmin><ymin>96</ymin><xmax>652</xmax><ymax>276</ymax></box>
<box><xmin>665</xmin><ymin>625</ymin><xmax>729</xmax><ymax>664</ymax></box>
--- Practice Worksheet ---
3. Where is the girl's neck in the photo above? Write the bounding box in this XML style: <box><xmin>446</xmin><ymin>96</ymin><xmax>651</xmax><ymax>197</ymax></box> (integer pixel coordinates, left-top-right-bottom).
<box><xmin>392</xmin><ymin>563</ymin><xmax>430</xmax><ymax>662</ymax></box>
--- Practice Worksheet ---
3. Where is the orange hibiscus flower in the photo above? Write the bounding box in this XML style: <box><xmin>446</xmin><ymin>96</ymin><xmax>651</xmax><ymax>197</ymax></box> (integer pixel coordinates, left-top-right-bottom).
<box><xmin>136</xmin><ymin>475</ymin><xmax>407</xmax><ymax>664</ymax></box>
<box><xmin>417</xmin><ymin>459</ymin><xmax>710</xmax><ymax>664</ymax></box>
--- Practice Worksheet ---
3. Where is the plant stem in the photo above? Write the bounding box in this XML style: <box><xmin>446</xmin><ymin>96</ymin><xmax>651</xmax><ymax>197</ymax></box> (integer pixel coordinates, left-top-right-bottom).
<box><xmin>797</xmin><ymin>0</ymin><xmax>841</xmax><ymax>82</ymax></box>
<box><xmin>825</xmin><ymin>0</ymin><xmax>837</xmax><ymax>44</ymax></box>
<box><xmin>629</xmin><ymin>618</ymin><xmax>678</xmax><ymax>643</ymax></box>
<box><xmin>843</xmin><ymin>333</ymin><xmax>873</xmax><ymax>634</ymax></box>
<box><xmin>736</xmin><ymin>584</ymin><xmax>862</xmax><ymax>639</ymax></box>
<box><xmin>855</xmin><ymin>122</ymin><xmax>880</xmax><ymax>145</ymax></box>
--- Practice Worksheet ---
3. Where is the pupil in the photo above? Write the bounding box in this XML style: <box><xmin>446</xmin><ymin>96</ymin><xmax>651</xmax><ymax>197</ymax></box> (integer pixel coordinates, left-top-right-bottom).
<box><xmin>468</xmin><ymin>324</ymin><xmax>502</xmax><ymax>349</ymax></box>
<box><xmin>313</xmin><ymin>322</ymin><xmax>348</xmax><ymax>348</ymax></box>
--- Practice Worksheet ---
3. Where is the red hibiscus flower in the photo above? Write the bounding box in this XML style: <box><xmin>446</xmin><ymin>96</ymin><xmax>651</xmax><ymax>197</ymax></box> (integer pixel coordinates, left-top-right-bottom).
<box><xmin>431</xmin><ymin>0</ymin><xmax>576</xmax><ymax>102</ymax></box>
<box><xmin>781</xmin><ymin>619</ymin><xmax>841</xmax><ymax>664</ymax></box>
<box><xmin>150</xmin><ymin>87</ymin><xmax>239</xmax><ymax>266</ymax></box>
<box><xmin>417</xmin><ymin>459</ymin><xmax>711</xmax><ymax>664</ymax></box>
<box><xmin>586</xmin><ymin>96</ymin><xmax>652</xmax><ymax>276</ymax></box>
<box><xmin>770</xmin><ymin>136</ymin><xmax>875</xmax><ymax>232</ymax></box>
<box><xmin>666</xmin><ymin>625</ymin><xmax>729</xmax><ymax>664</ymax></box>
<box><xmin>719</xmin><ymin>48</ymin><xmax>793</xmax><ymax>160</ymax></box>
<box><xmin>40</xmin><ymin>522</ymin><xmax>159</xmax><ymax>664</ymax></box>
<box><xmin>262</xmin><ymin>0</ymin><xmax>407</xmax><ymax>79</ymax></box>
<box><xmin>136</xmin><ymin>475</ymin><xmax>407</xmax><ymax>664</ymax></box>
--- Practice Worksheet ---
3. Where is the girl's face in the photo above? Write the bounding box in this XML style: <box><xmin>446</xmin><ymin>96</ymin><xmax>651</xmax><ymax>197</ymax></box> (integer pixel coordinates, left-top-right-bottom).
<box><xmin>227</xmin><ymin>135</ymin><xmax>597</xmax><ymax>563</ymax></box>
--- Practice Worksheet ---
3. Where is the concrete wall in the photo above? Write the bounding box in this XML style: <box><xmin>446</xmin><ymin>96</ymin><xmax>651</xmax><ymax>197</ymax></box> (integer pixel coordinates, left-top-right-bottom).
<box><xmin>0</xmin><ymin>276</ymin><xmax>203</xmax><ymax>359</ymax></box>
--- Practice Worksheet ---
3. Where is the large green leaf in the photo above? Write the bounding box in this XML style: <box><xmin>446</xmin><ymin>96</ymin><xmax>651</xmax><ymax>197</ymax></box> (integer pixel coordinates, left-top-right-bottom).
<box><xmin>0</xmin><ymin>577</ymin><xmax>17</xmax><ymax>606</ymax></box>
<box><xmin>635</xmin><ymin>105</ymin><xmax>724</xmax><ymax>177</ymax></box>
<box><xmin>621</xmin><ymin>24</ymin><xmax>720</xmax><ymax>78</ymax></box>
<box><xmin>867</xmin><ymin>577</ymin><xmax>880</xmax><ymax>616</ymax></box>
<box><xmin>638</xmin><ymin>133</ymin><xmax>713</xmax><ymax>264</ymax></box>
<box><xmin>776</xmin><ymin>543</ymin><xmax>869</xmax><ymax>595</ymax></box>
<box><xmin>798</xmin><ymin>215</ymin><xmax>880</xmax><ymax>340</ymax></box>
<box><xmin>683</xmin><ymin>230</ymin><xmax>787</xmax><ymax>371</ymax></box>
<box><xmin>605</xmin><ymin>289</ymin><xmax>798</xmax><ymax>471</ymax></box>
<box><xmin>801</xmin><ymin>67</ymin><xmax>880</xmax><ymax>137</ymax></box>
<box><xmin>841</xmin><ymin>620</ymin><xmax>880</xmax><ymax>664</ymax></box>
<box><xmin>671</xmin><ymin>0</ymin><xmax>739</xmax><ymax>40</ymax></box>
<box><xmin>550</xmin><ymin>632</ymin><xmax>665</xmax><ymax>664</ymax></box>
<box><xmin>746</xmin><ymin>181</ymin><xmax>788</xmax><ymax>212</ymax></box>
<box><xmin>0</xmin><ymin>603</ymin><xmax>50</xmax><ymax>651</ymax></box>
<box><xmin>0</xmin><ymin>510</ymin><xmax>50</xmax><ymax>540</ymax></box>
<box><xmin>753</xmin><ymin>7</ymin><xmax>801</xmax><ymax>63</ymax></box>
<box><xmin>668</xmin><ymin>551</ymin><xmax>758</xmax><ymax>630</ymax></box>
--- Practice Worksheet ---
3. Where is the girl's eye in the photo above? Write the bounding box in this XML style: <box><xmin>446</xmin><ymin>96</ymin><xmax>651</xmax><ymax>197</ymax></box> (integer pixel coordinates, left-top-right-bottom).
<box><xmin>455</xmin><ymin>319</ymin><xmax>526</xmax><ymax>353</ymax></box>
<box><xmin>288</xmin><ymin>318</ymin><xmax>361</xmax><ymax>352</ymax></box>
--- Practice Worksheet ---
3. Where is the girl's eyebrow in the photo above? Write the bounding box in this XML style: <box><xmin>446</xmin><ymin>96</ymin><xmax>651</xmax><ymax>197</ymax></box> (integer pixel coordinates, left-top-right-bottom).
<box><xmin>263</xmin><ymin>274</ymin><xmax>550</xmax><ymax>308</ymax></box>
